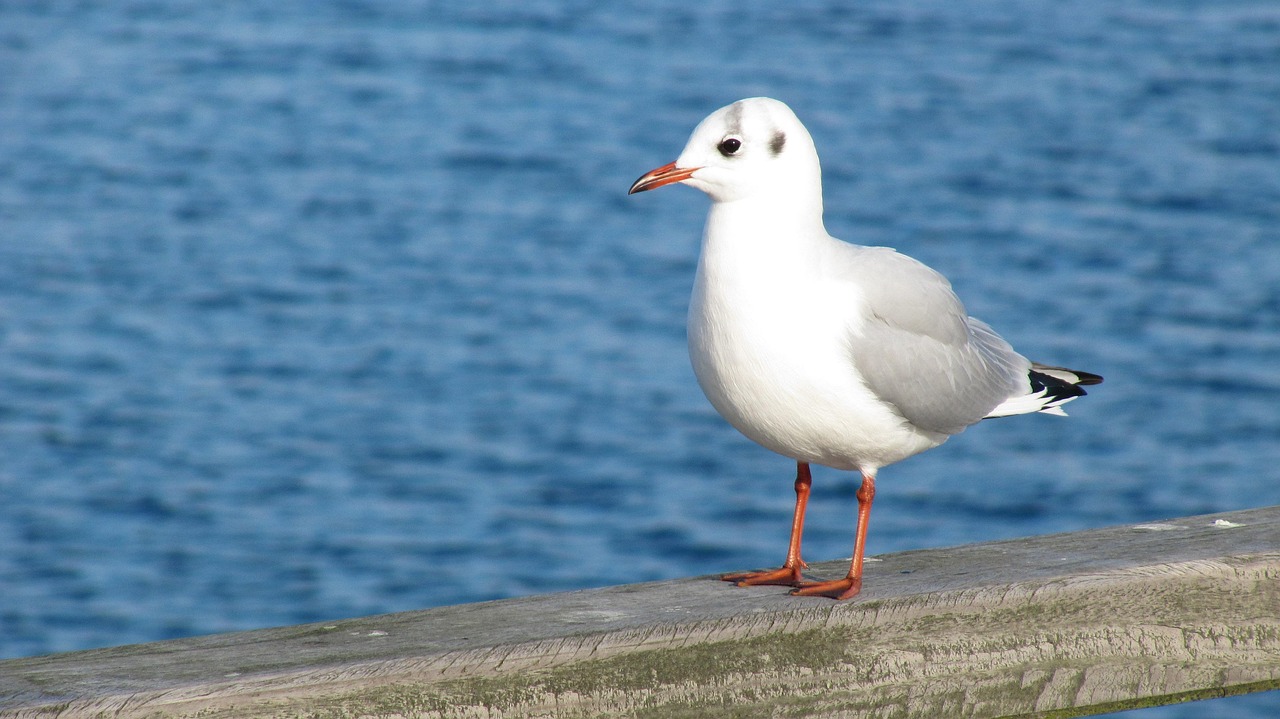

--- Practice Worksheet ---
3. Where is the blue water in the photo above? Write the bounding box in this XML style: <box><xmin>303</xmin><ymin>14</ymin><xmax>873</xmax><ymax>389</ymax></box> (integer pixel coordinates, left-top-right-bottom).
<box><xmin>2</xmin><ymin>2</ymin><xmax>1278</xmax><ymax>716</ymax></box>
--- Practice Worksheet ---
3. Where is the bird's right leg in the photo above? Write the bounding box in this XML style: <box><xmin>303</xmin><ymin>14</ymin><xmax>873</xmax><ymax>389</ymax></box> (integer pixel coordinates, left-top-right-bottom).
<box><xmin>722</xmin><ymin>461</ymin><xmax>811</xmax><ymax>587</ymax></box>
<box><xmin>790</xmin><ymin>470</ymin><xmax>875</xmax><ymax>600</ymax></box>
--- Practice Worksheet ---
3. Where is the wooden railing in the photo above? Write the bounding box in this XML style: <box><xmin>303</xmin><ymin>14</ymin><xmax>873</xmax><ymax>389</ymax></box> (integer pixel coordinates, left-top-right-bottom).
<box><xmin>3</xmin><ymin>506</ymin><xmax>1279</xmax><ymax>718</ymax></box>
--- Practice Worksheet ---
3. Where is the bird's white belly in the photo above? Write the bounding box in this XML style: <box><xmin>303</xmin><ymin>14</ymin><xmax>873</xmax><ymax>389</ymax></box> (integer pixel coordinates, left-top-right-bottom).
<box><xmin>688</xmin><ymin>271</ymin><xmax>944</xmax><ymax>472</ymax></box>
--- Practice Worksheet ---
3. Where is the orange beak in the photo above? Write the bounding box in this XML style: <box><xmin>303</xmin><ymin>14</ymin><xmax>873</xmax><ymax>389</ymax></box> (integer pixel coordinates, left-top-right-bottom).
<box><xmin>628</xmin><ymin>162</ymin><xmax>699</xmax><ymax>194</ymax></box>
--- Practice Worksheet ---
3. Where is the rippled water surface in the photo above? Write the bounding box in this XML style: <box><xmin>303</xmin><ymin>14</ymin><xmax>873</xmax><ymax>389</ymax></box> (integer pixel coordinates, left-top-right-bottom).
<box><xmin>2</xmin><ymin>2</ymin><xmax>1278</xmax><ymax>716</ymax></box>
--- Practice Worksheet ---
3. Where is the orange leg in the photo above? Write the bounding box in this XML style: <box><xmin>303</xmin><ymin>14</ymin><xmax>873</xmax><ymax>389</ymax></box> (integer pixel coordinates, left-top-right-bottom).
<box><xmin>791</xmin><ymin>470</ymin><xmax>876</xmax><ymax>600</ymax></box>
<box><xmin>722</xmin><ymin>462</ymin><xmax>812</xmax><ymax>587</ymax></box>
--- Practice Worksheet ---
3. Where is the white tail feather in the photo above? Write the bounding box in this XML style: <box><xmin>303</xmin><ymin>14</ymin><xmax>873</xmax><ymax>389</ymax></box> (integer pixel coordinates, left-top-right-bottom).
<box><xmin>986</xmin><ymin>389</ymin><xmax>1074</xmax><ymax>418</ymax></box>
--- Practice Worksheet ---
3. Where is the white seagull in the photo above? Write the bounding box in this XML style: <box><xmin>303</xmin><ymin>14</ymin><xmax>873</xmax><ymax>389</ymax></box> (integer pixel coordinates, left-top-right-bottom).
<box><xmin>629</xmin><ymin>97</ymin><xmax>1101</xmax><ymax>600</ymax></box>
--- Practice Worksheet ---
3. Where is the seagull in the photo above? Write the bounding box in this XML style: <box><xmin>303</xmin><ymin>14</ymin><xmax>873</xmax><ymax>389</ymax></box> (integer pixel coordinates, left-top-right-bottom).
<box><xmin>628</xmin><ymin>97</ymin><xmax>1101</xmax><ymax>600</ymax></box>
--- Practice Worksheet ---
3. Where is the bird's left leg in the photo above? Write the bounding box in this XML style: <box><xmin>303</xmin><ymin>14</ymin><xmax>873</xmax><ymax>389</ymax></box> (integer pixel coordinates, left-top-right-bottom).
<box><xmin>791</xmin><ymin>469</ymin><xmax>876</xmax><ymax>600</ymax></box>
<box><xmin>722</xmin><ymin>461</ymin><xmax>812</xmax><ymax>587</ymax></box>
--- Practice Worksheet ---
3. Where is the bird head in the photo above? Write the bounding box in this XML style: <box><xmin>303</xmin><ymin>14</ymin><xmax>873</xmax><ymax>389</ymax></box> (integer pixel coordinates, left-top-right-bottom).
<box><xmin>629</xmin><ymin>97</ymin><xmax>821</xmax><ymax>207</ymax></box>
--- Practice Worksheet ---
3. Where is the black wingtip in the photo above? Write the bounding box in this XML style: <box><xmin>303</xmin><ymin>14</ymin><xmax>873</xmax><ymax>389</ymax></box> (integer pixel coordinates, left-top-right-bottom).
<box><xmin>1029</xmin><ymin>368</ymin><xmax>1099</xmax><ymax>402</ymax></box>
<box><xmin>1031</xmin><ymin>363</ymin><xmax>1103</xmax><ymax>387</ymax></box>
<box><xmin>1073</xmin><ymin>370</ymin><xmax>1104</xmax><ymax>386</ymax></box>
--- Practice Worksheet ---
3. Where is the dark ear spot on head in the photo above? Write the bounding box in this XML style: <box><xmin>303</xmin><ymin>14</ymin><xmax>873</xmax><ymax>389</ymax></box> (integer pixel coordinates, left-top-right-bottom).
<box><xmin>769</xmin><ymin>131</ymin><xmax>786</xmax><ymax>156</ymax></box>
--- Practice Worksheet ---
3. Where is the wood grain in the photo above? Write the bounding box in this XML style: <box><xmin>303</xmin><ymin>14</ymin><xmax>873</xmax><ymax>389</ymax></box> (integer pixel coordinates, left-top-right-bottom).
<box><xmin>3</xmin><ymin>507</ymin><xmax>1279</xmax><ymax>718</ymax></box>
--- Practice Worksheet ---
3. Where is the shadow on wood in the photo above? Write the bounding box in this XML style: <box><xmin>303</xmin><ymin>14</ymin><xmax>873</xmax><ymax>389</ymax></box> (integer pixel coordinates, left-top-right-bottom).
<box><xmin>3</xmin><ymin>507</ymin><xmax>1279</xmax><ymax>718</ymax></box>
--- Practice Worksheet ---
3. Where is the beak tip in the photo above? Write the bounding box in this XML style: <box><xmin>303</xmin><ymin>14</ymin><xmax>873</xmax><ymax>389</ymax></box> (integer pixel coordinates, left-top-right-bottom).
<box><xmin>627</xmin><ymin>174</ymin><xmax>661</xmax><ymax>195</ymax></box>
<box><xmin>627</xmin><ymin>162</ymin><xmax>697</xmax><ymax>196</ymax></box>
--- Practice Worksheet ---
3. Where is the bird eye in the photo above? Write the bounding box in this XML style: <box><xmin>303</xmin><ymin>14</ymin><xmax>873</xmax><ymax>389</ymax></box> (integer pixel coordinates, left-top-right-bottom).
<box><xmin>717</xmin><ymin>137</ymin><xmax>742</xmax><ymax>156</ymax></box>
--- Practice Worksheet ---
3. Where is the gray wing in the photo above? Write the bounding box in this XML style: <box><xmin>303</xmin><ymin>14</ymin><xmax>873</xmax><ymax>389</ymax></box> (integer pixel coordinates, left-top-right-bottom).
<box><xmin>829</xmin><ymin>245</ymin><xmax>1030</xmax><ymax>435</ymax></box>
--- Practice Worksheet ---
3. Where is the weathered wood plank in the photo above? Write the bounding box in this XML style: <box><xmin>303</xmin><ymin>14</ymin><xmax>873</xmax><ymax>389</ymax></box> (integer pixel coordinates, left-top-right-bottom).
<box><xmin>3</xmin><ymin>507</ymin><xmax>1279</xmax><ymax>718</ymax></box>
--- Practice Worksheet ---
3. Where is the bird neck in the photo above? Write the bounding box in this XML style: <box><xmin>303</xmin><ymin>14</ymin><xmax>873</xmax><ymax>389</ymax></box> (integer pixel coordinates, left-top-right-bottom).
<box><xmin>697</xmin><ymin>198</ymin><xmax>829</xmax><ymax>292</ymax></box>
<box><xmin>704</xmin><ymin>193</ymin><xmax>828</xmax><ymax>255</ymax></box>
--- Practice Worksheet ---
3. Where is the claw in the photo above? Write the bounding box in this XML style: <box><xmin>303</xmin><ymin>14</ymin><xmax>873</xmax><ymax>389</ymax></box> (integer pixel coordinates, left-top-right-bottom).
<box><xmin>790</xmin><ymin>576</ymin><xmax>862</xmax><ymax>600</ymax></box>
<box><xmin>721</xmin><ymin>565</ymin><xmax>805</xmax><ymax>587</ymax></box>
